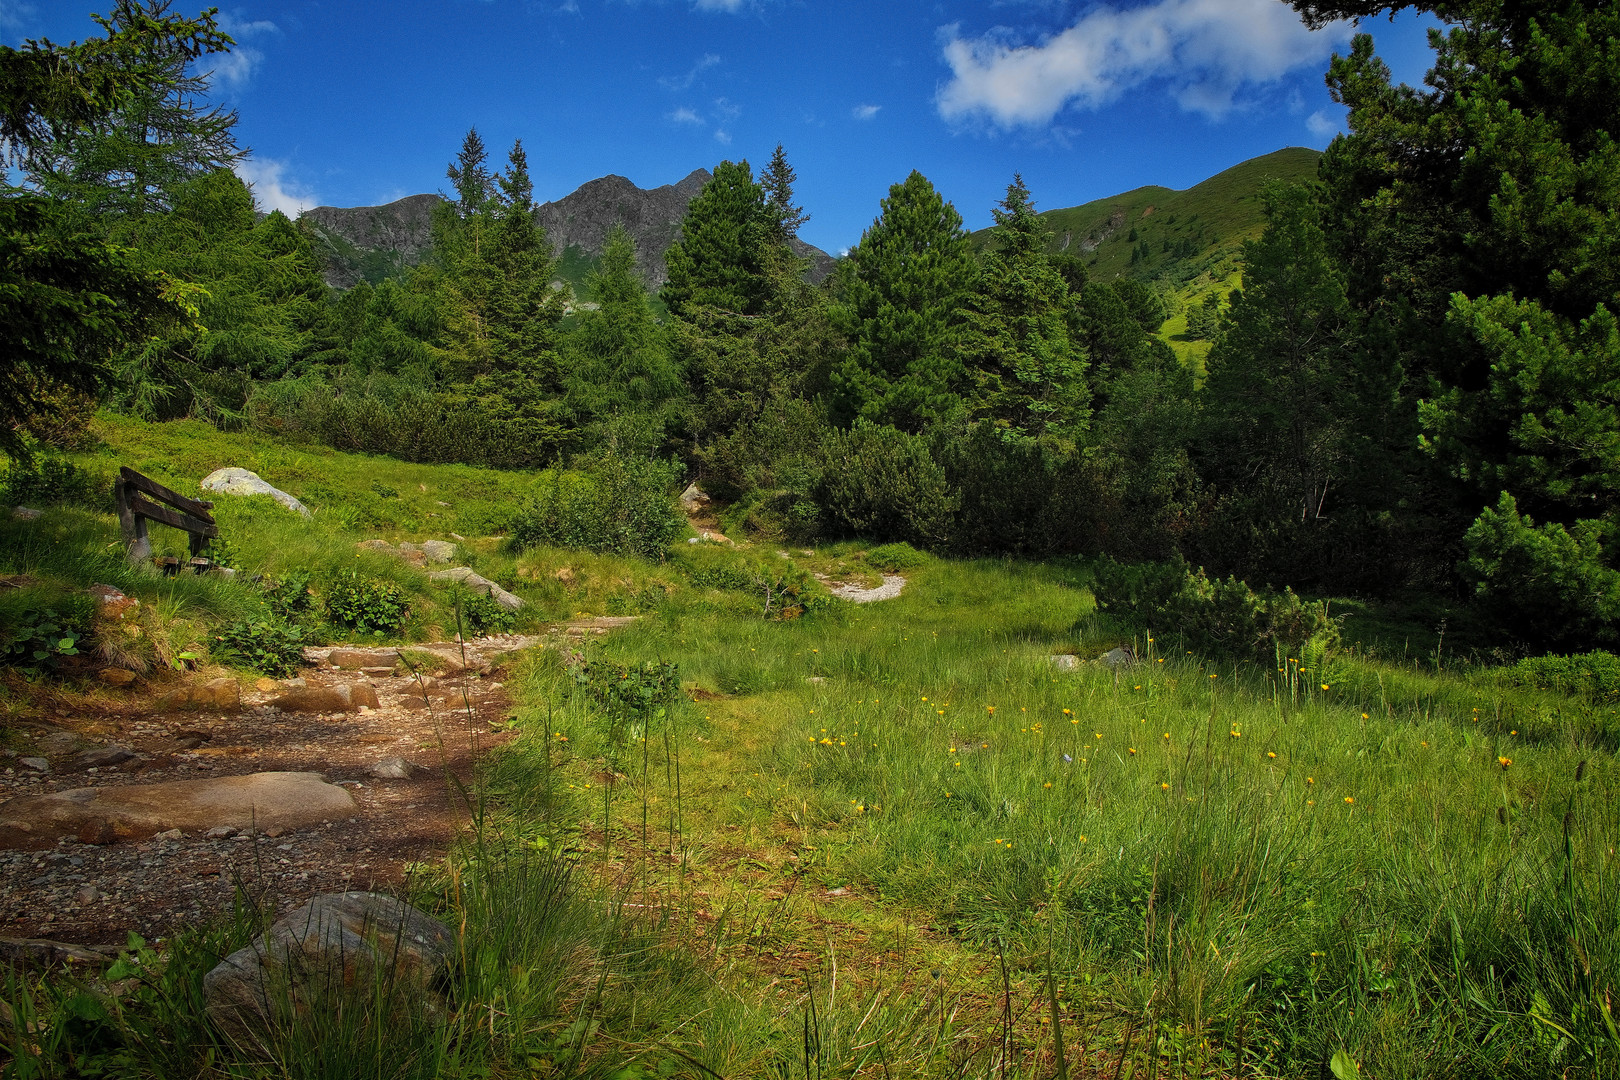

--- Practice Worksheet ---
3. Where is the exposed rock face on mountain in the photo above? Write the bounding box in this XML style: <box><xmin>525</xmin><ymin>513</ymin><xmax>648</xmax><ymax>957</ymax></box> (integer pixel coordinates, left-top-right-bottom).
<box><xmin>299</xmin><ymin>170</ymin><xmax>836</xmax><ymax>291</ymax></box>
<box><xmin>301</xmin><ymin>194</ymin><xmax>440</xmax><ymax>290</ymax></box>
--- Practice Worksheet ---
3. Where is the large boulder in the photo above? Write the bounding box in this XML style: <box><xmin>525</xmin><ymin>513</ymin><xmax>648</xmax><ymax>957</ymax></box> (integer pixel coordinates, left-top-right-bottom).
<box><xmin>203</xmin><ymin>892</ymin><xmax>455</xmax><ymax>1050</ymax></box>
<box><xmin>427</xmin><ymin>567</ymin><xmax>523</xmax><ymax>610</ymax></box>
<box><xmin>157</xmin><ymin>677</ymin><xmax>241</xmax><ymax>712</ymax></box>
<box><xmin>0</xmin><ymin>772</ymin><xmax>356</xmax><ymax>850</ymax></box>
<box><xmin>200</xmin><ymin>468</ymin><xmax>312</xmax><ymax>519</ymax></box>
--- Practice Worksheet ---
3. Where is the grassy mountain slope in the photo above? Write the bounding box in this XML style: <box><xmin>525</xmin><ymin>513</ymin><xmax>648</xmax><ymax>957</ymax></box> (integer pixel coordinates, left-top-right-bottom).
<box><xmin>974</xmin><ymin>147</ymin><xmax>1323</xmax><ymax>371</ymax></box>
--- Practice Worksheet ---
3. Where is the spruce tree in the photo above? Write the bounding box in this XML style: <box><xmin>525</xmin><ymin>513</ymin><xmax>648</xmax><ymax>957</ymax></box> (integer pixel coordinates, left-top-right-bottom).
<box><xmin>762</xmin><ymin>143</ymin><xmax>809</xmax><ymax>244</ymax></box>
<box><xmin>662</xmin><ymin>159</ymin><xmax>771</xmax><ymax>318</ymax></box>
<box><xmin>829</xmin><ymin>170</ymin><xmax>977</xmax><ymax>433</ymax></box>
<box><xmin>958</xmin><ymin>175</ymin><xmax>1087</xmax><ymax>442</ymax></box>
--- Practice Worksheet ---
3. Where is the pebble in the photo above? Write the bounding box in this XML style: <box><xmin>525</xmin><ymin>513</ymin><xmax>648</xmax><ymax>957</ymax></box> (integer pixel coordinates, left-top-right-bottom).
<box><xmin>19</xmin><ymin>757</ymin><xmax>48</xmax><ymax>773</ymax></box>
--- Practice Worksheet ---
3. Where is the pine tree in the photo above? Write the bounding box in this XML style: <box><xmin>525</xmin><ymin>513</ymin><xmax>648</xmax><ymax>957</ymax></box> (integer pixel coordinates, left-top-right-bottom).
<box><xmin>958</xmin><ymin>175</ymin><xmax>1087</xmax><ymax>442</ymax></box>
<box><xmin>662</xmin><ymin>159</ymin><xmax>771</xmax><ymax>318</ymax></box>
<box><xmin>761</xmin><ymin>143</ymin><xmax>809</xmax><ymax>244</ymax></box>
<box><xmin>565</xmin><ymin>224</ymin><xmax>681</xmax><ymax>454</ymax></box>
<box><xmin>829</xmin><ymin>170</ymin><xmax>977</xmax><ymax>433</ymax></box>
<box><xmin>23</xmin><ymin>0</ymin><xmax>242</xmax><ymax>219</ymax></box>
<box><xmin>445</xmin><ymin>127</ymin><xmax>493</xmax><ymax>220</ymax></box>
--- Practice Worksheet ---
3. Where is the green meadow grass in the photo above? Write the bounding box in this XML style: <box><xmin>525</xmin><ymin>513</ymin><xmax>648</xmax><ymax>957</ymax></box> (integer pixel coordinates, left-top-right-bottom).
<box><xmin>520</xmin><ymin>554</ymin><xmax>1619</xmax><ymax>1078</ymax></box>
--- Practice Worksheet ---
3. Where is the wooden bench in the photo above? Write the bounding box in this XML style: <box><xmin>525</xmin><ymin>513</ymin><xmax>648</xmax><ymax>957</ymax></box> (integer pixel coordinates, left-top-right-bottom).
<box><xmin>113</xmin><ymin>467</ymin><xmax>218</xmax><ymax>566</ymax></box>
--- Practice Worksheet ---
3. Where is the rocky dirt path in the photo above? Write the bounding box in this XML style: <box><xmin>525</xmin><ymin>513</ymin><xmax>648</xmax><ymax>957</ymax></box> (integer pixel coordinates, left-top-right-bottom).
<box><xmin>0</xmin><ymin>633</ymin><xmax>560</xmax><ymax>947</ymax></box>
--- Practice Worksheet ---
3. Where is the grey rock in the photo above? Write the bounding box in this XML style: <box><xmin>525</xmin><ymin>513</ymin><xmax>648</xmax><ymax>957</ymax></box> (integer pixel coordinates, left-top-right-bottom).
<box><xmin>203</xmin><ymin>892</ymin><xmax>456</xmax><ymax>1049</ymax></box>
<box><xmin>1098</xmin><ymin>647</ymin><xmax>1136</xmax><ymax>670</ymax></box>
<box><xmin>36</xmin><ymin>732</ymin><xmax>79</xmax><ymax>756</ymax></box>
<box><xmin>205</xmin><ymin>826</ymin><xmax>234</xmax><ymax>839</ymax></box>
<box><xmin>418</xmin><ymin>540</ymin><xmax>457</xmax><ymax>563</ymax></box>
<box><xmin>76</xmin><ymin>747</ymin><xmax>136</xmax><ymax>769</ymax></box>
<box><xmin>428</xmin><ymin>567</ymin><xmax>523</xmax><ymax>610</ymax></box>
<box><xmin>19</xmin><ymin>758</ymin><xmax>48</xmax><ymax>773</ymax></box>
<box><xmin>200</xmin><ymin>468</ymin><xmax>311</xmax><ymax>518</ymax></box>
<box><xmin>1048</xmin><ymin>654</ymin><xmax>1080</xmax><ymax>671</ymax></box>
<box><xmin>368</xmin><ymin>757</ymin><xmax>421</xmax><ymax>780</ymax></box>
<box><xmin>680</xmin><ymin>483</ymin><xmax>710</xmax><ymax>511</ymax></box>
<box><xmin>11</xmin><ymin>506</ymin><xmax>41</xmax><ymax>520</ymax></box>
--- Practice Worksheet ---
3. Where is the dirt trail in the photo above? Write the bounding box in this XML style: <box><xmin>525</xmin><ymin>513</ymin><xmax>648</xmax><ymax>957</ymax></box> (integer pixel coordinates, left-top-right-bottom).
<box><xmin>0</xmin><ymin>633</ymin><xmax>559</xmax><ymax>947</ymax></box>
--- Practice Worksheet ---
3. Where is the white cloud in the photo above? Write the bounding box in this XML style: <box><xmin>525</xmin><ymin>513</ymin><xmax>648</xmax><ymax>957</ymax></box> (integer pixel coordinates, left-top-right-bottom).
<box><xmin>235</xmin><ymin>157</ymin><xmax>319</xmax><ymax>217</ymax></box>
<box><xmin>660</xmin><ymin>52</ymin><xmax>720</xmax><ymax>90</ymax></box>
<box><xmin>852</xmin><ymin>103</ymin><xmax>881</xmax><ymax>120</ymax></box>
<box><xmin>1306</xmin><ymin>108</ymin><xmax>1342</xmax><ymax>139</ymax></box>
<box><xmin>207</xmin><ymin>14</ymin><xmax>279</xmax><ymax>90</ymax></box>
<box><xmin>937</xmin><ymin>0</ymin><xmax>1353</xmax><ymax>127</ymax></box>
<box><xmin>669</xmin><ymin>106</ymin><xmax>704</xmax><ymax>124</ymax></box>
<box><xmin>714</xmin><ymin>129</ymin><xmax>732</xmax><ymax>144</ymax></box>
<box><xmin>712</xmin><ymin>96</ymin><xmax>741</xmax><ymax>121</ymax></box>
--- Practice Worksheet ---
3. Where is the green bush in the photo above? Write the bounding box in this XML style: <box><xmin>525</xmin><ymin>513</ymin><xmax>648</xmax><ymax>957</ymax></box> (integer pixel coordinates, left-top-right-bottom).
<box><xmin>1</xmin><ymin>605</ymin><xmax>90</xmax><ymax>671</ymax></box>
<box><xmin>1093</xmin><ymin>557</ymin><xmax>1339</xmax><ymax>662</ymax></box>
<box><xmin>1505</xmin><ymin>650</ymin><xmax>1620</xmax><ymax>704</ymax></box>
<box><xmin>324</xmin><ymin>572</ymin><xmax>411</xmax><ymax>635</ymax></box>
<box><xmin>460</xmin><ymin>592</ymin><xmax>517</xmax><ymax>636</ymax></box>
<box><xmin>1</xmin><ymin>456</ymin><xmax>102</xmax><ymax>508</ymax></box>
<box><xmin>864</xmin><ymin>542</ymin><xmax>929</xmax><ymax>573</ymax></box>
<box><xmin>816</xmin><ymin>421</ymin><xmax>956</xmax><ymax>547</ymax></box>
<box><xmin>263</xmin><ymin>570</ymin><xmax>315</xmax><ymax>620</ymax></box>
<box><xmin>510</xmin><ymin>455</ymin><xmax>684</xmax><ymax>561</ymax></box>
<box><xmin>213</xmin><ymin>618</ymin><xmax>307</xmax><ymax>677</ymax></box>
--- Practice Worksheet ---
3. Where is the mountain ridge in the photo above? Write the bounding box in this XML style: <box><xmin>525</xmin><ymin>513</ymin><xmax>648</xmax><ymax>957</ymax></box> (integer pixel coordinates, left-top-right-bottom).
<box><xmin>299</xmin><ymin>169</ymin><xmax>836</xmax><ymax>292</ymax></box>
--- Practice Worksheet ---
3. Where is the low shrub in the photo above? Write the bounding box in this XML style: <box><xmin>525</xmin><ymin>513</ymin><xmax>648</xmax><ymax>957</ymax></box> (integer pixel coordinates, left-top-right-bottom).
<box><xmin>263</xmin><ymin>571</ymin><xmax>315</xmax><ymax>621</ymax></box>
<box><xmin>864</xmin><ymin>542</ymin><xmax>928</xmax><ymax>573</ymax></box>
<box><xmin>0</xmin><ymin>457</ymin><xmax>103</xmax><ymax>508</ymax></box>
<box><xmin>510</xmin><ymin>456</ymin><xmax>684</xmax><ymax>561</ymax></box>
<box><xmin>1505</xmin><ymin>650</ymin><xmax>1620</xmax><ymax>704</ymax></box>
<box><xmin>1</xmin><ymin>606</ymin><xmax>90</xmax><ymax>672</ymax></box>
<box><xmin>324</xmin><ymin>572</ymin><xmax>410</xmax><ymax>636</ymax></box>
<box><xmin>1093</xmin><ymin>556</ymin><xmax>1339</xmax><ymax>662</ymax></box>
<box><xmin>460</xmin><ymin>592</ymin><xmax>517</xmax><ymax>637</ymax></box>
<box><xmin>212</xmin><ymin>618</ymin><xmax>306</xmax><ymax>677</ymax></box>
<box><xmin>817</xmin><ymin>421</ymin><xmax>956</xmax><ymax>547</ymax></box>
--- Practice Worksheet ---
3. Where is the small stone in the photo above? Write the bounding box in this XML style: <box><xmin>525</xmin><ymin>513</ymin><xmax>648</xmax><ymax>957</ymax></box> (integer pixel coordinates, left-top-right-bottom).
<box><xmin>1048</xmin><ymin>654</ymin><xmax>1080</xmax><ymax>671</ymax></box>
<box><xmin>76</xmin><ymin>885</ymin><xmax>98</xmax><ymax>905</ymax></box>
<box><xmin>368</xmin><ymin>757</ymin><xmax>421</xmax><ymax>780</ymax></box>
<box><xmin>19</xmin><ymin>758</ymin><xmax>48</xmax><ymax>773</ymax></box>
<box><xmin>327</xmin><ymin>649</ymin><xmax>377</xmax><ymax>671</ymax></box>
<box><xmin>255</xmin><ymin>678</ymin><xmax>279</xmax><ymax>692</ymax></box>
<box><xmin>1098</xmin><ymin>647</ymin><xmax>1135</xmax><ymax>670</ymax></box>
<box><xmin>12</xmin><ymin>506</ymin><xmax>42</xmax><ymax>520</ymax></box>
<box><xmin>157</xmin><ymin>677</ymin><xmax>241</xmax><ymax>712</ymax></box>
<box><xmin>268</xmin><ymin>683</ymin><xmax>381</xmax><ymax>713</ymax></box>
<box><xmin>77</xmin><ymin>747</ymin><xmax>136</xmax><ymax>769</ymax></box>
<box><xmin>98</xmin><ymin>667</ymin><xmax>138</xmax><ymax>687</ymax></box>
<box><xmin>200</xmin><ymin>468</ymin><xmax>311</xmax><ymax>518</ymax></box>
<box><xmin>360</xmin><ymin>666</ymin><xmax>393</xmax><ymax>677</ymax></box>
<box><xmin>154</xmin><ymin>828</ymin><xmax>183</xmax><ymax>841</ymax></box>
<box><xmin>205</xmin><ymin>826</ymin><xmax>234</xmax><ymax>839</ymax></box>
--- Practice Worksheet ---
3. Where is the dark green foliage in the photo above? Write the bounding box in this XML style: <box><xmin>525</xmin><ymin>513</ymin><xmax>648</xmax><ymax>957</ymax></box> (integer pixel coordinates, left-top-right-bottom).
<box><xmin>262</xmin><ymin>570</ymin><xmax>314</xmax><ymax>621</ymax></box>
<box><xmin>959</xmin><ymin>176</ymin><xmax>1087</xmax><ymax>442</ymax></box>
<box><xmin>570</xmin><ymin>657</ymin><xmax>681</xmax><ymax>723</ymax></box>
<box><xmin>935</xmin><ymin>424</ymin><xmax>1071</xmax><ymax>557</ymax></box>
<box><xmin>324</xmin><ymin>572</ymin><xmax>411</xmax><ymax>635</ymax></box>
<box><xmin>510</xmin><ymin>456</ymin><xmax>684</xmax><ymax>561</ymax></box>
<box><xmin>1</xmin><ymin>605</ymin><xmax>89</xmax><ymax>671</ymax></box>
<box><xmin>830</xmin><ymin>171</ymin><xmax>975</xmax><ymax>433</ymax></box>
<box><xmin>564</xmin><ymin>225</ymin><xmax>681</xmax><ymax>455</ymax></box>
<box><xmin>864</xmin><ymin>542</ymin><xmax>928</xmax><ymax>572</ymax></box>
<box><xmin>661</xmin><ymin>160</ymin><xmax>771</xmax><ymax>318</ymax></box>
<box><xmin>761</xmin><ymin>143</ymin><xmax>809</xmax><ymax>244</ymax></box>
<box><xmin>212</xmin><ymin>617</ymin><xmax>306</xmax><ymax>677</ymax></box>
<box><xmin>0</xmin><ymin>456</ymin><xmax>102</xmax><ymax>508</ymax></box>
<box><xmin>460</xmin><ymin>592</ymin><xmax>517</xmax><ymax>637</ymax></box>
<box><xmin>1461</xmin><ymin>493</ymin><xmax>1620</xmax><ymax>649</ymax></box>
<box><xmin>1093</xmin><ymin>557</ymin><xmax>1339</xmax><ymax>662</ymax></box>
<box><xmin>816</xmin><ymin>421</ymin><xmax>956</xmax><ymax>548</ymax></box>
<box><xmin>1506</xmin><ymin>650</ymin><xmax>1620</xmax><ymax>704</ymax></box>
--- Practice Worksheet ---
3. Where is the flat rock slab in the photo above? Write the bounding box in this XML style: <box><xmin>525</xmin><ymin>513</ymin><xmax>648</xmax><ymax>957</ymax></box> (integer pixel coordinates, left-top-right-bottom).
<box><xmin>0</xmin><ymin>772</ymin><xmax>356</xmax><ymax>850</ymax></box>
<box><xmin>157</xmin><ymin>677</ymin><xmax>242</xmax><ymax>712</ymax></box>
<box><xmin>818</xmin><ymin>574</ymin><xmax>906</xmax><ymax>604</ymax></box>
<box><xmin>427</xmin><ymin>567</ymin><xmax>524</xmax><ymax>610</ymax></box>
<box><xmin>268</xmin><ymin>683</ymin><xmax>380</xmax><ymax>713</ymax></box>
<box><xmin>201</xmin><ymin>468</ymin><xmax>311</xmax><ymax>518</ymax></box>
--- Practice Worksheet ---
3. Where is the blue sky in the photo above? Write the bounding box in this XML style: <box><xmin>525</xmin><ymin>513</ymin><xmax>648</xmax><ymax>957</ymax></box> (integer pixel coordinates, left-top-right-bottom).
<box><xmin>6</xmin><ymin>0</ymin><xmax>1440</xmax><ymax>256</ymax></box>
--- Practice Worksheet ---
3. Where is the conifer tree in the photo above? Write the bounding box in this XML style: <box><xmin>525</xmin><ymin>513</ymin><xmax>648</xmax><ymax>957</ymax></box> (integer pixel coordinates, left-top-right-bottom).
<box><xmin>829</xmin><ymin>170</ymin><xmax>977</xmax><ymax>433</ymax></box>
<box><xmin>762</xmin><ymin>143</ymin><xmax>809</xmax><ymax>244</ymax></box>
<box><xmin>958</xmin><ymin>175</ymin><xmax>1087</xmax><ymax>442</ymax></box>
<box><xmin>662</xmin><ymin>159</ymin><xmax>771</xmax><ymax>318</ymax></box>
